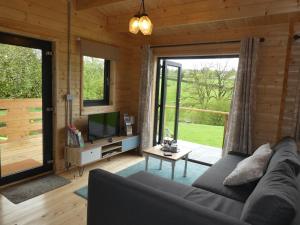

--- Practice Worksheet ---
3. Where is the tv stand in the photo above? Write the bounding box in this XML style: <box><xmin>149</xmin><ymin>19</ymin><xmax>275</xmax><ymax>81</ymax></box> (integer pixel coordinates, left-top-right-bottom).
<box><xmin>66</xmin><ymin>135</ymin><xmax>139</xmax><ymax>176</ymax></box>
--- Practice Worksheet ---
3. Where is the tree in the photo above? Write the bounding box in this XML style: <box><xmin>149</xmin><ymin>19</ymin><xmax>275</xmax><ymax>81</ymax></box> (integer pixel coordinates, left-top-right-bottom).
<box><xmin>182</xmin><ymin>67</ymin><xmax>215</xmax><ymax>108</ymax></box>
<box><xmin>0</xmin><ymin>44</ymin><xmax>42</xmax><ymax>98</ymax></box>
<box><xmin>183</xmin><ymin>62</ymin><xmax>236</xmax><ymax>109</ymax></box>
<box><xmin>83</xmin><ymin>56</ymin><xmax>105</xmax><ymax>100</ymax></box>
<box><xmin>212</xmin><ymin>63</ymin><xmax>236</xmax><ymax>101</ymax></box>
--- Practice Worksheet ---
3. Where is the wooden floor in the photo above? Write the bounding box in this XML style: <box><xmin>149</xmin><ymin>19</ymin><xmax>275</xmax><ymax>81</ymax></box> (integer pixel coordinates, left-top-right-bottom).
<box><xmin>0</xmin><ymin>152</ymin><xmax>144</xmax><ymax>225</ymax></box>
<box><xmin>0</xmin><ymin>135</ymin><xmax>43</xmax><ymax>177</ymax></box>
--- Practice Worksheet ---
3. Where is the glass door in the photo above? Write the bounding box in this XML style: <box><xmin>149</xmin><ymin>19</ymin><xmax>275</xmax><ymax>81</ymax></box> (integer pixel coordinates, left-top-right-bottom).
<box><xmin>154</xmin><ymin>57</ymin><xmax>239</xmax><ymax>166</ymax></box>
<box><xmin>0</xmin><ymin>32</ymin><xmax>53</xmax><ymax>185</ymax></box>
<box><xmin>154</xmin><ymin>59</ymin><xmax>182</xmax><ymax>144</ymax></box>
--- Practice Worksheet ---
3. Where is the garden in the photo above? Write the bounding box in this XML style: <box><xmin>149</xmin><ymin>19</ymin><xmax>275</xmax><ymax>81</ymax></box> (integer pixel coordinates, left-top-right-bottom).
<box><xmin>163</xmin><ymin>61</ymin><xmax>238</xmax><ymax>147</ymax></box>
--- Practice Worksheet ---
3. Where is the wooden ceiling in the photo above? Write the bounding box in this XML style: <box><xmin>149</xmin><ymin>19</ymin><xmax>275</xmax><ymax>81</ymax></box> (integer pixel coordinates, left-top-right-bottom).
<box><xmin>75</xmin><ymin>0</ymin><xmax>300</xmax><ymax>34</ymax></box>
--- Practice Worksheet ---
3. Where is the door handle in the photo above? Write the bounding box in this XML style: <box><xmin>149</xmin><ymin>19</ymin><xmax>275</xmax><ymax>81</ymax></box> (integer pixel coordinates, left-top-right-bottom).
<box><xmin>46</xmin><ymin>107</ymin><xmax>54</xmax><ymax>112</ymax></box>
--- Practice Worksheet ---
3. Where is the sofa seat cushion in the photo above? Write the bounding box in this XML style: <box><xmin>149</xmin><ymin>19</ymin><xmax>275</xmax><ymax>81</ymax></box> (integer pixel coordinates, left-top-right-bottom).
<box><xmin>128</xmin><ymin>171</ymin><xmax>196</xmax><ymax>198</ymax></box>
<box><xmin>128</xmin><ymin>171</ymin><xmax>244</xmax><ymax>219</ymax></box>
<box><xmin>192</xmin><ymin>153</ymin><xmax>257</xmax><ymax>202</ymax></box>
<box><xmin>184</xmin><ymin>188</ymin><xmax>244</xmax><ymax>219</ymax></box>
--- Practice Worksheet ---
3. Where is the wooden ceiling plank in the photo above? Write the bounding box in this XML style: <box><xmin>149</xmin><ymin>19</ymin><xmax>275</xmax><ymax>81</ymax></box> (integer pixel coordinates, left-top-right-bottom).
<box><xmin>106</xmin><ymin>0</ymin><xmax>300</xmax><ymax>32</ymax></box>
<box><xmin>76</xmin><ymin>0</ymin><xmax>127</xmax><ymax>11</ymax></box>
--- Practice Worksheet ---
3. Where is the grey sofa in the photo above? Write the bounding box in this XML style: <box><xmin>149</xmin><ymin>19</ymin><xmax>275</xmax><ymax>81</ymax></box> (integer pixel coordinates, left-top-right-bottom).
<box><xmin>87</xmin><ymin>137</ymin><xmax>300</xmax><ymax>225</ymax></box>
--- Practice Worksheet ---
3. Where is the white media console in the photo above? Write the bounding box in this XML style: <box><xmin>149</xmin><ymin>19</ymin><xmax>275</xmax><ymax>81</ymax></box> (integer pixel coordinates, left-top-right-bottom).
<box><xmin>66</xmin><ymin>135</ymin><xmax>139</xmax><ymax>175</ymax></box>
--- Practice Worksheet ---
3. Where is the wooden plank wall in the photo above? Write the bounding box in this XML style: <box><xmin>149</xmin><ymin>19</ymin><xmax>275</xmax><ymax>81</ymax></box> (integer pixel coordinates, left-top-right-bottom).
<box><xmin>0</xmin><ymin>0</ymin><xmax>142</xmax><ymax>172</ymax></box>
<box><xmin>150</xmin><ymin>23</ymin><xmax>292</xmax><ymax>148</ymax></box>
<box><xmin>281</xmin><ymin>22</ymin><xmax>300</xmax><ymax>138</ymax></box>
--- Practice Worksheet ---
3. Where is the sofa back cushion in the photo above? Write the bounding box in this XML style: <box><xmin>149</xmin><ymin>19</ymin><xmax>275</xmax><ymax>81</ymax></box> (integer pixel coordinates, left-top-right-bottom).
<box><xmin>240</xmin><ymin>160</ymin><xmax>299</xmax><ymax>225</ymax></box>
<box><xmin>268</xmin><ymin>137</ymin><xmax>299</xmax><ymax>173</ymax></box>
<box><xmin>291</xmin><ymin>172</ymin><xmax>300</xmax><ymax>225</ymax></box>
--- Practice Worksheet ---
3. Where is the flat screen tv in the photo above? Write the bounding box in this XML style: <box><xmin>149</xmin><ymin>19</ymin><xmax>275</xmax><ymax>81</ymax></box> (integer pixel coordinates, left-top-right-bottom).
<box><xmin>88</xmin><ymin>112</ymin><xmax>120</xmax><ymax>141</ymax></box>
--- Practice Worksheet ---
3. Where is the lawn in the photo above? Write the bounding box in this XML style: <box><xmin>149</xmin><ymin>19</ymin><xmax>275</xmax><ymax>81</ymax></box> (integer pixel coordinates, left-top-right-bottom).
<box><xmin>166</xmin><ymin>121</ymin><xmax>224</xmax><ymax>148</ymax></box>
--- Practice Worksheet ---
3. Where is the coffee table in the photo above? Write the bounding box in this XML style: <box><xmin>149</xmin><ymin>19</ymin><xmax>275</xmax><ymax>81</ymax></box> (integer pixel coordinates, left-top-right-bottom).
<box><xmin>143</xmin><ymin>146</ymin><xmax>192</xmax><ymax>180</ymax></box>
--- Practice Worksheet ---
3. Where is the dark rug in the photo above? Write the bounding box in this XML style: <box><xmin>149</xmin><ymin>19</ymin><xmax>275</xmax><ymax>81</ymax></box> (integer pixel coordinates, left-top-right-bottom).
<box><xmin>75</xmin><ymin>158</ymin><xmax>209</xmax><ymax>199</ymax></box>
<box><xmin>1</xmin><ymin>175</ymin><xmax>71</xmax><ymax>204</ymax></box>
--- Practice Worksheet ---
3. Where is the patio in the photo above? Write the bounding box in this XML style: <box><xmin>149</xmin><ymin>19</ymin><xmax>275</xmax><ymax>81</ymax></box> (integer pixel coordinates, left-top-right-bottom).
<box><xmin>177</xmin><ymin>140</ymin><xmax>222</xmax><ymax>165</ymax></box>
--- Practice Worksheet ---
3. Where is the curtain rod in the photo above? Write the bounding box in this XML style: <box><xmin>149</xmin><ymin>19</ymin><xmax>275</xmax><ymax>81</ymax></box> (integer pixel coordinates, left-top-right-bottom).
<box><xmin>150</xmin><ymin>38</ymin><xmax>265</xmax><ymax>49</ymax></box>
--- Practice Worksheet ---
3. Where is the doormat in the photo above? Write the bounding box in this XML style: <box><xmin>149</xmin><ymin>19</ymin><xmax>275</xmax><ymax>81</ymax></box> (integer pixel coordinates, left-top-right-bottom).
<box><xmin>1</xmin><ymin>159</ymin><xmax>42</xmax><ymax>177</ymax></box>
<box><xmin>1</xmin><ymin>175</ymin><xmax>71</xmax><ymax>204</ymax></box>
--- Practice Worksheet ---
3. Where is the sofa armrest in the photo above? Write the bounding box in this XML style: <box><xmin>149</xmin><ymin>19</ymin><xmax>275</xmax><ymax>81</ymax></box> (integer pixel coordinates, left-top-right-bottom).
<box><xmin>87</xmin><ymin>169</ymin><xmax>250</xmax><ymax>225</ymax></box>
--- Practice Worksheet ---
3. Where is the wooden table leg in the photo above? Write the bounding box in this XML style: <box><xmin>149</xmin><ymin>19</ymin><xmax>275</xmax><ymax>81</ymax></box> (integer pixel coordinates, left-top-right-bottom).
<box><xmin>145</xmin><ymin>155</ymin><xmax>149</xmax><ymax>171</ymax></box>
<box><xmin>159</xmin><ymin>159</ymin><xmax>163</xmax><ymax>170</ymax></box>
<box><xmin>171</xmin><ymin>161</ymin><xmax>175</xmax><ymax>180</ymax></box>
<box><xmin>184</xmin><ymin>154</ymin><xmax>189</xmax><ymax>177</ymax></box>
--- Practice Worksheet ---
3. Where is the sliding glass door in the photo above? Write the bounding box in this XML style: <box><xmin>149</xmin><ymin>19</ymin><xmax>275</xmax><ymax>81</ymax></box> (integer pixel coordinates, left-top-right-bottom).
<box><xmin>0</xmin><ymin>32</ymin><xmax>53</xmax><ymax>185</ymax></box>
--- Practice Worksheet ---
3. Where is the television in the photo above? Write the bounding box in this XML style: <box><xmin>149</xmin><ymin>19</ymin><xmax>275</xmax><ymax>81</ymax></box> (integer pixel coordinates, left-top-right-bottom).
<box><xmin>88</xmin><ymin>112</ymin><xmax>120</xmax><ymax>141</ymax></box>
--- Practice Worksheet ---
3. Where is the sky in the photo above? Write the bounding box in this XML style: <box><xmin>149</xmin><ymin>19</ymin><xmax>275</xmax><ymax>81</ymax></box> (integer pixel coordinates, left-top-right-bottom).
<box><xmin>170</xmin><ymin>58</ymin><xmax>239</xmax><ymax>71</ymax></box>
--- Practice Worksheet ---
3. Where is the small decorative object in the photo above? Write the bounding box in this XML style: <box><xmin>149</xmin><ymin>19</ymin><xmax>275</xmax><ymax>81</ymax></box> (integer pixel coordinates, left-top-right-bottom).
<box><xmin>161</xmin><ymin>138</ymin><xmax>179</xmax><ymax>153</ymax></box>
<box><xmin>68</xmin><ymin>125</ymin><xmax>84</xmax><ymax>148</ymax></box>
<box><xmin>129</xmin><ymin>0</ymin><xmax>153</xmax><ymax>35</ymax></box>
<box><xmin>124</xmin><ymin>113</ymin><xmax>134</xmax><ymax>136</ymax></box>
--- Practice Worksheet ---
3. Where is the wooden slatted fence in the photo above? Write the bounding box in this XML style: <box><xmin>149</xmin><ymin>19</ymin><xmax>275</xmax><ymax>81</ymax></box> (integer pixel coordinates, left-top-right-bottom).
<box><xmin>0</xmin><ymin>99</ymin><xmax>42</xmax><ymax>143</ymax></box>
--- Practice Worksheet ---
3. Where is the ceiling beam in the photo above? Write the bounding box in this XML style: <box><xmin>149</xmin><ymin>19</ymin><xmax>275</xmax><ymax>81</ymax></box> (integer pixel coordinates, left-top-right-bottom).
<box><xmin>106</xmin><ymin>0</ymin><xmax>300</xmax><ymax>32</ymax></box>
<box><xmin>76</xmin><ymin>0</ymin><xmax>127</xmax><ymax>11</ymax></box>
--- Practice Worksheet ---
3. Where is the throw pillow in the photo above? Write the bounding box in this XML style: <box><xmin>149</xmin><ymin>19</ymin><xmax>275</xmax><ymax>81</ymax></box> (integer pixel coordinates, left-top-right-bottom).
<box><xmin>223</xmin><ymin>143</ymin><xmax>272</xmax><ymax>186</ymax></box>
<box><xmin>240</xmin><ymin>161</ymin><xmax>299</xmax><ymax>225</ymax></box>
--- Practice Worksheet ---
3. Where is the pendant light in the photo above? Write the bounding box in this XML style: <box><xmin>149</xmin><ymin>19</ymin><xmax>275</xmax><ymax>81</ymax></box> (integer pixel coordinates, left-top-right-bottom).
<box><xmin>129</xmin><ymin>0</ymin><xmax>153</xmax><ymax>35</ymax></box>
<box><xmin>129</xmin><ymin>15</ymin><xmax>140</xmax><ymax>34</ymax></box>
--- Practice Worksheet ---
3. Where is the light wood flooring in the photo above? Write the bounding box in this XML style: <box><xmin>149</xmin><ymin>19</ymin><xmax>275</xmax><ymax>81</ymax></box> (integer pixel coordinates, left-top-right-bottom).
<box><xmin>0</xmin><ymin>152</ymin><xmax>144</xmax><ymax>225</ymax></box>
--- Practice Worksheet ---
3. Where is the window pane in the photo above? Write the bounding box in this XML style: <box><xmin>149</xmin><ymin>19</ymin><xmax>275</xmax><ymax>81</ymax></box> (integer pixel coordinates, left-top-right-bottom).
<box><xmin>83</xmin><ymin>56</ymin><xmax>105</xmax><ymax>100</ymax></box>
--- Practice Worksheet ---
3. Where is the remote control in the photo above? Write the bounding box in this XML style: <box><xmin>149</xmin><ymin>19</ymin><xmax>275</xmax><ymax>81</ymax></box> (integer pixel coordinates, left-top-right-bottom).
<box><xmin>164</xmin><ymin>152</ymin><xmax>172</xmax><ymax>156</ymax></box>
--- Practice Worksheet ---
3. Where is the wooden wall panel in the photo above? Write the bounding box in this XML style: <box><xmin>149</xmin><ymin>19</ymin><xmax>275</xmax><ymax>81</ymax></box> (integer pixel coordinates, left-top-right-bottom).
<box><xmin>280</xmin><ymin>22</ymin><xmax>300</xmax><ymax>139</ymax></box>
<box><xmin>0</xmin><ymin>0</ymin><xmax>142</xmax><ymax>173</ymax></box>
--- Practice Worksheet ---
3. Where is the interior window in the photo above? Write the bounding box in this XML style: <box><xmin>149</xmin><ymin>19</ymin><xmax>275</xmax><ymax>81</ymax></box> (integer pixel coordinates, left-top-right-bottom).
<box><xmin>83</xmin><ymin>56</ymin><xmax>110</xmax><ymax>106</ymax></box>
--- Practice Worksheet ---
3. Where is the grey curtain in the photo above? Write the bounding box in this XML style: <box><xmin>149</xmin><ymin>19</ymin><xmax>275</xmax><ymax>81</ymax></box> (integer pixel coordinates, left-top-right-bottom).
<box><xmin>223</xmin><ymin>37</ymin><xmax>260</xmax><ymax>156</ymax></box>
<box><xmin>137</xmin><ymin>45</ymin><xmax>153</xmax><ymax>153</ymax></box>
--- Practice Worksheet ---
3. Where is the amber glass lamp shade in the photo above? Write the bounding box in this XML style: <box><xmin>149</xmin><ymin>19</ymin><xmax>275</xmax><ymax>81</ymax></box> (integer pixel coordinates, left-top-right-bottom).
<box><xmin>129</xmin><ymin>16</ymin><xmax>140</xmax><ymax>34</ymax></box>
<box><xmin>139</xmin><ymin>15</ymin><xmax>153</xmax><ymax>35</ymax></box>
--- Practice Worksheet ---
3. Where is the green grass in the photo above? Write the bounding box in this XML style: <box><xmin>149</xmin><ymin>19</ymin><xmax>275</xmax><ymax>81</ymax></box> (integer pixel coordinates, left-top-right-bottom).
<box><xmin>166</xmin><ymin>121</ymin><xmax>224</xmax><ymax>148</ymax></box>
<box><xmin>164</xmin><ymin>78</ymin><xmax>226</xmax><ymax>147</ymax></box>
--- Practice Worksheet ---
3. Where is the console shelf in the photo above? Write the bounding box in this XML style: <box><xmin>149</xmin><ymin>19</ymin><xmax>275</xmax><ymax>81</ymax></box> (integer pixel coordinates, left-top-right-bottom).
<box><xmin>66</xmin><ymin>135</ymin><xmax>139</xmax><ymax>176</ymax></box>
<box><xmin>102</xmin><ymin>145</ymin><xmax>122</xmax><ymax>153</ymax></box>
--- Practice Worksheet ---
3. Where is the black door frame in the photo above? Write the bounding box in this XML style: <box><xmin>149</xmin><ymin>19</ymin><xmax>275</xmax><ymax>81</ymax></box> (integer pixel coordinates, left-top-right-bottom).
<box><xmin>153</xmin><ymin>58</ymin><xmax>182</xmax><ymax>145</ymax></box>
<box><xmin>0</xmin><ymin>32</ymin><xmax>53</xmax><ymax>185</ymax></box>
